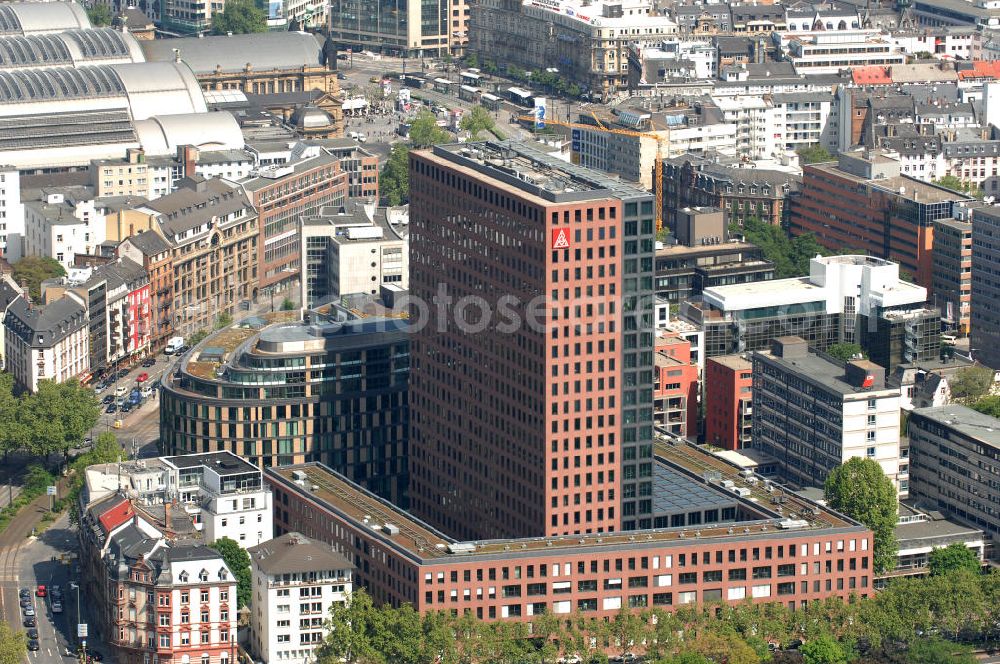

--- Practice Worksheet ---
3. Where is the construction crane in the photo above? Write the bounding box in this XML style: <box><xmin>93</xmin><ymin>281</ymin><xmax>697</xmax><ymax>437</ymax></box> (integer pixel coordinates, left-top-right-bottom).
<box><xmin>518</xmin><ymin>115</ymin><xmax>668</xmax><ymax>232</ymax></box>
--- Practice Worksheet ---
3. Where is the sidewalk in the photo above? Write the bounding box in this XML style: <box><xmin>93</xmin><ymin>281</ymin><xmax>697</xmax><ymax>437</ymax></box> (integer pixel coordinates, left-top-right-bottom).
<box><xmin>0</xmin><ymin>474</ymin><xmax>72</xmax><ymax>549</ymax></box>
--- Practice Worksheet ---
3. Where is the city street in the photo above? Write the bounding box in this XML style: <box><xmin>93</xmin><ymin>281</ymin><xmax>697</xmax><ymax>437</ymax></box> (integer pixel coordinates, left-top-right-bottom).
<box><xmin>0</xmin><ymin>511</ymin><xmax>79</xmax><ymax>661</ymax></box>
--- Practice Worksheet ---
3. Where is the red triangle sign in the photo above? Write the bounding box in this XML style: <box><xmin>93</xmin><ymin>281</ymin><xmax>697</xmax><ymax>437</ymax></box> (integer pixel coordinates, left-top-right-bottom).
<box><xmin>552</xmin><ymin>227</ymin><xmax>571</xmax><ymax>249</ymax></box>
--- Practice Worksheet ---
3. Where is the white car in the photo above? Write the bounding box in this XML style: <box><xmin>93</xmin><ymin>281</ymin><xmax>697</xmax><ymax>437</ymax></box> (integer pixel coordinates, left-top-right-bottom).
<box><xmin>51</xmin><ymin>601</ymin><xmax>62</xmax><ymax>614</ymax></box>
<box><xmin>140</xmin><ymin>386</ymin><xmax>153</xmax><ymax>398</ymax></box>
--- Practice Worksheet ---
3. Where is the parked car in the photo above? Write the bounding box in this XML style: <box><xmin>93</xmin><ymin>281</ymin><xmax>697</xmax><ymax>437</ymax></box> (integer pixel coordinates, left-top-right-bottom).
<box><xmin>120</xmin><ymin>403</ymin><xmax>132</xmax><ymax>414</ymax></box>
<box><xmin>141</xmin><ymin>386</ymin><xmax>153</xmax><ymax>398</ymax></box>
<box><xmin>115</xmin><ymin>385</ymin><xmax>128</xmax><ymax>398</ymax></box>
<box><xmin>26</xmin><ymin>628</ymin><xmax>37</xmax><ymax>639</ymax></box>
<box><xmin>18</xmin><ymin>588</ymin><xmax>29</xmax><ymax>599</ymax></box>
<box><xmin>117</xmin><ymin>369</ymin><xmax>129</xmax><ymax>379</ymax></box>
<box><xmin>22</xmin><ymin>617</ymin><xmax>35</xmax><ymax>628</ymax></box>
<box><xmin>51</xmin><ymin>585</ymin><xmax>62</xmax><ymax>597</ymax></box>
<box><xmin>137</xmin><ymin>372</ymin><xmax>149</xmax><ymax>383</ymax></box>
<box><xmin>35</xmin><ymin>585</ymin><xmax>46</xmax><ymax>597</ymax></box>
<box><xmin>22</xmin><ymin>606</ymin><xmax>34</xmax><ymax>617</ymax></box>
<box><xmin>19</xmin><ymin>598</ymin><xmax>31</xmax><ymax>608</ymax></box>
<box><xmin>102</xmin><ymin>395</ymin><xmax>114</xmax><ymax>405</ymax></box>
<box><xmin>105</xmin><ymin>403</ymin><xmax>117</xmax><ymax>414</ymax></box>
<box><xmin>52</xmin><ymin>601</ymin><xmax>63</xmax><ymax>613</ymax></box>
<box><xmin>27</xmin><ymin>639</ymin><xmax>39</xmax><ymax>652</ymax></box>
<box><xmin>142</xmin><ymin>357</ymin><xmax>156</xmax><ymax>367</ymax></box>
<box><xmin>176</xmin><ymin>345</ymin><xmax>190</xmax><ymax>354</ymax></box>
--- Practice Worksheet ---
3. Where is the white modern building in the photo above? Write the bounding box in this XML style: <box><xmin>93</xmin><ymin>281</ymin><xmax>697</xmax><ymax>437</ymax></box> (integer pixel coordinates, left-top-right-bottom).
<box><xmin>0</xmin><ymin>166</ymin><xmax>24</xmax><ymax>262</ymax></box>
<box><xmin>787</xmin><ymin>32</ymin><xmax>906</xmax><ymax>75</ymax></box>
<box><xmin>711</xmin><ymin>95</ymin><xmax>779</xmax><ymax>159</ymax></box>
<box><xmin>752</xmin><ymin>336</ymin><xmax>906</xmax><ymax>495</ymax></box>
<box><xmin>248</xmin><ymin>532</ymin><xmax>354</xmax><ymax>664</ymax></box>
<box><xmin>81</xmin><ymin>451</ymin><xmax>274</xmax><ymax>547</ymax></box>
<box><xmin>772</xmin><ymin>92</ymin><xmax>837</xmax><ymax>153</ymax></box>
<box><xmin>300</xmin><ymin>204</ymin><xmax>409</xmax><ymax>308</ymax></box>
<box><xmin>22</xmin><ymin>189</ymin><xmax>109</xmax><ymax>270</ymax></box>
<box><xmin>3</xmin><ymin>291</ymin><xmax>89</xmax><ymax>393</ymax></box>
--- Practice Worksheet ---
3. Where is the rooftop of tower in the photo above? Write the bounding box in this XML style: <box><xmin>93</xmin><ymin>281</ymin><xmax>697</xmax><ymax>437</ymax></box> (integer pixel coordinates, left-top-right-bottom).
<box><xmin>427</xmin><ymin>141</ymin><xmax>653</xmax><ymax>203</ymax></box>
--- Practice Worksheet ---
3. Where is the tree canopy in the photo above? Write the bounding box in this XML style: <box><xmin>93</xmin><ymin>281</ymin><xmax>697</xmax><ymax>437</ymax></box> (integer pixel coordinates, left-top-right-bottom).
<box><xmin>86</xmin><ymin>4</ymin><xmax>112</xmax><ymax>26</ymax></box>
<box><xmin>933</xmin><ymin>175</ymin><xmax>983</xmax><ymax>200</ymax></box>
<box><xmin>735</xmin><ymin>217</ymin><xmax>830</xmax><ymax>278</ymax></box>
<box><xmin>797</xmin><ymin>145</ymin><xmax>835</xmax><ymax>165</ymax></box>
<box><xmin>928</xmin><ymin>543</ymin><xmax>981</xmax><ymax>576</ymax></box>
<box><xmin>826</xmin><ymin>343</ymin><xmax>866</xmax><ymax>362</ymax></box>
<box><xmin>950</xmin><ymin>365</ymin><xmax>995</xmax><ymax>400</ymax></box>
<box><xmin>971</xmin><ymin>394</ymin><xmax>1000</xmax><ymax>418</ymax></box>
<box><xmin>409</xmin><ymin>111</ymin><xmax>451</xmax><ymax>147</ymax></box>
<box><xmin>315</xmin><ymin>570</ymin><xmax>1000</xmax><ymax>664</ymax></box>
<box><xmin>12</xmin><ymin>256</ymin><xmax>65</xmax><ymax>301</ymax></box>
<box><xmin>0</xmin><ymin>376</ymin><xmax>98</xmax><ymax>460</ymax></box>
<box><xmin>460</xmin><ymin>105</ymin><xmax>497</xmax><ymax>139</ymax></box>
<box><xmin>824</xmin><ymin>457</ymin><xmax>898</xmax><ymax>574</ymax></box>
<box><xmin>381</xmin><ymin>144</ymin><xmax>411</xmax><ymax>206</ymax></box>
<box><xmin>0</xmin><ymin>623</ymin><xmax>26</xmax><ymax>664</ymax></box>
<box><xmin>209</xmin><ymin>536</ymin><xmax>252</xmax><ymax>609</ymax></box>
<box><xmin>210</xmin><ymin>0</ymin><xmax>266</xmax><ymax>35</ymax></box>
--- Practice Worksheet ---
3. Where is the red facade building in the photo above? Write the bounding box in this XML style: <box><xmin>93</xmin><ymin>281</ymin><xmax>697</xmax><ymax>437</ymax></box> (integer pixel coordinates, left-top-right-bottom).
<box><xmin>791</xmin><ymin>151</ymin><xmax>972</xmax><ymax>288</ymax></box>
<box><xmin>126</xmin><ymin>280</ymin><xmax>151</xmax><ymax>355</ymax></box>
<box><xmin>408</xmin><ymin>143</ymin><xmax>658</xmax><ymax>540</ymax></box>
<box><xmin>267</xmin><ymin>455</ymin><xmax>874</xmax><ymax>621</ymax></box>
<box><xmin>653</xmin><ymin>333</ymin><xmax>699</xmax><ymax>439</ymax></box>
<box><xmin>705</xmin><ymin>354</ymin><xmax>754</xmax><ymax>451</ymax></box>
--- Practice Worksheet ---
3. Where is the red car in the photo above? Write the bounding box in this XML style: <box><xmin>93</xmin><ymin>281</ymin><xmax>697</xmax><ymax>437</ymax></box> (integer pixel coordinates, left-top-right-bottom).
<box><xmin>136</xmin><ymin>372</ymin><xmax>149</xmax><ymax>383</ymax></box>
<box><xmin>35</xmin><ymin>585</ymin><xmax>45</xmax><ymax>597</ymax></box>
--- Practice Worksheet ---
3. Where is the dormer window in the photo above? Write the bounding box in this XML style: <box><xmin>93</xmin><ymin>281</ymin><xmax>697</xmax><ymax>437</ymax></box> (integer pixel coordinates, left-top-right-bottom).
<box><xmin>199</xmin><ymin>569</ymin><xmax>209</xmax><ymax>582</ymax></box>
<box><xmin>219</xmin><ymin>568</ymin><xmax>228</xmax><ymax>581</ymax></box>
<box><xmin>179</xmin><ymin>571</ymin><xmax>189</xmax><ymax>583</ymax></box>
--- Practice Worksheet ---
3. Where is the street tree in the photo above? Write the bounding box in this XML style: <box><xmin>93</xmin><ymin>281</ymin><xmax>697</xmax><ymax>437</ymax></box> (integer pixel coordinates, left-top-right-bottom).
<box><xmin>380</xmin><ymin>144</ymin><xmax>411</xmax><ymax>206</ymax></box>
<box><xmin>0</xmin><ymin>623</ymin><xmax>26</xmax><ymax>664</ymax></box>
<box><xmin>12</xmin><ymin>256</ymin><xmax>65</xmax><ymax>300</ymax></box>
<box><xmin>607</xmin><ymin>607</ymin><xmax>646</xmax><ymax>661</ymax></box>
<box><xmin>460</xmin><ymin>105</ymin><xmax>497</xmax><ymax>139</ymax></box>
<box><xmin>409</xmin><ymin>111</ymin><xmax>451</xmax><ymax>147</ymax></box>
<box><xmin>928</xmin><ymin>543</ymin><xmax>981</xmax><ymax>576</ymax></box>
<box><xmin>800</xmin><ymin>635</ymin><xmax>848</xmax><ymax>664</ymax></box>
<box><xmin>316</xmin><ymin>588</ymin><xmax>385</xmax><ymax>664</ymax></box>
<box><xmin>824</xmin><ymin>457</ymin><xmax>898</xmax><ymax>574</ymax></box>
<box><xmin>208</xmin><ymin>537</ymin><xmax>252</xmax><ymax>609</ymax></box>
<box><xmin>950</xmin><ymin>365</ymin><xmax>995</xmax><ymax>400</ymax></box>
<box><xmin>0</xmin><ymin>373</ymin><xmax>27</xmax><ymax>460</ymax></box>
<box><xmin>906</xmin><ymin>637</ymin><xmax>975</xmax><ymax>664</ymax></box>
<box><xmin>210</xmin><ymin>0</ymin><xmax>266</xmax><ymax>35</ymax></box>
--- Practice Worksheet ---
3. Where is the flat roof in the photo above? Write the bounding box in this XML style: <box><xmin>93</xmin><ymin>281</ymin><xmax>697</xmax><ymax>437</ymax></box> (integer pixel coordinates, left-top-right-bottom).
<box><xmin>652</xmin><ymin>463</ymin><xmax>737</xmax><ymax>515</ymax></box>
<box><xmin>426</xmin><ymin>141</ymin><xmax>651</xmax><ymax>204</ymax></box>
<box><xmin>163</xmin><ymin>451</ymin><xmax>259</xmax><ymax>475</ymax></box>
<box><xmin>808</xmin><ymin>162</ymin><xmax>972</xmax><ymax>205</ymax></box>
<box><xmin>184</xmin><ymin>311</ymin><xmax>300</xmax><ymax>380</ymax></box>
<box><xmin>267</xmin><ymin>439</ymin><xmax>858</xmax><ymax>565</ymax></box>
<box><xmin>755</xmin><ymin>350</ymin><xmax>891</xmax><ymax>397</ymax></box>
<box><xmin>895</xmin><ymin>517</ymin><xmax>983</xmax><ymax>544</ymax></box>
<box><xmin>911</xmin><ymin>404</ymin><xmax>1000</xmax><ymax>449</ymax></box>
<box><xmin>708</xmin><ymin>354</ymin><xmax>753</xmax><ymax>371</ymax></box>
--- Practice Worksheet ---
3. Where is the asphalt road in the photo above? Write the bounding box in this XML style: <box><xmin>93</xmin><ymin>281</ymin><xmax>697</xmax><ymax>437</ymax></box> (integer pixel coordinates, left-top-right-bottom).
<box><xmin>89</xmin><ymin>353</ymin><xmax>174</xmax><ymax>460</ymax></box>
<box><xmin>0</xmin><ymin>513</ymin><xmax>79</xmax><ymax>662</ymax></box>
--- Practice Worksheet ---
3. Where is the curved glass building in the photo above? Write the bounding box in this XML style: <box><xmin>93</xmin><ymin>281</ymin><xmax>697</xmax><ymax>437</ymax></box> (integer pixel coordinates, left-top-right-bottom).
<box><xmin>160</xmin><ymin>308</ymin><xmax>410</xmax><ymax>506</ymax></box>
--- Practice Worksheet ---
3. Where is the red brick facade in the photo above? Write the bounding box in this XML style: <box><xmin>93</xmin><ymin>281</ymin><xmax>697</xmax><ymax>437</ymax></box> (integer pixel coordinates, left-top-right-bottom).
<box><xmin>705</xmin><ymin>355</ymin><xmax>753</xmax><ymax>451</ymax></box>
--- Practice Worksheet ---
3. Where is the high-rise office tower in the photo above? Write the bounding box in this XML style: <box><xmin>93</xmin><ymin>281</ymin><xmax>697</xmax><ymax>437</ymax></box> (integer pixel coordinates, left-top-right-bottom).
<box><xmin>971</xmin><ymin>207</ymin><xmax>1000</xmax><ymax>369</ymax></box>
<box><xmin>408</xmin><ymin>142</ymin><xmax>657</xmax><ymax>540</ymax></box>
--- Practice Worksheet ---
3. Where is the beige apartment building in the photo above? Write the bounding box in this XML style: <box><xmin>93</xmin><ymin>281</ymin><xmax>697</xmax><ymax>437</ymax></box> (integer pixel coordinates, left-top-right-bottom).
<box><xmin>133</xmin><ymin>176</ymin><xmax>258</xmax><ymax>337</ymax></box>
